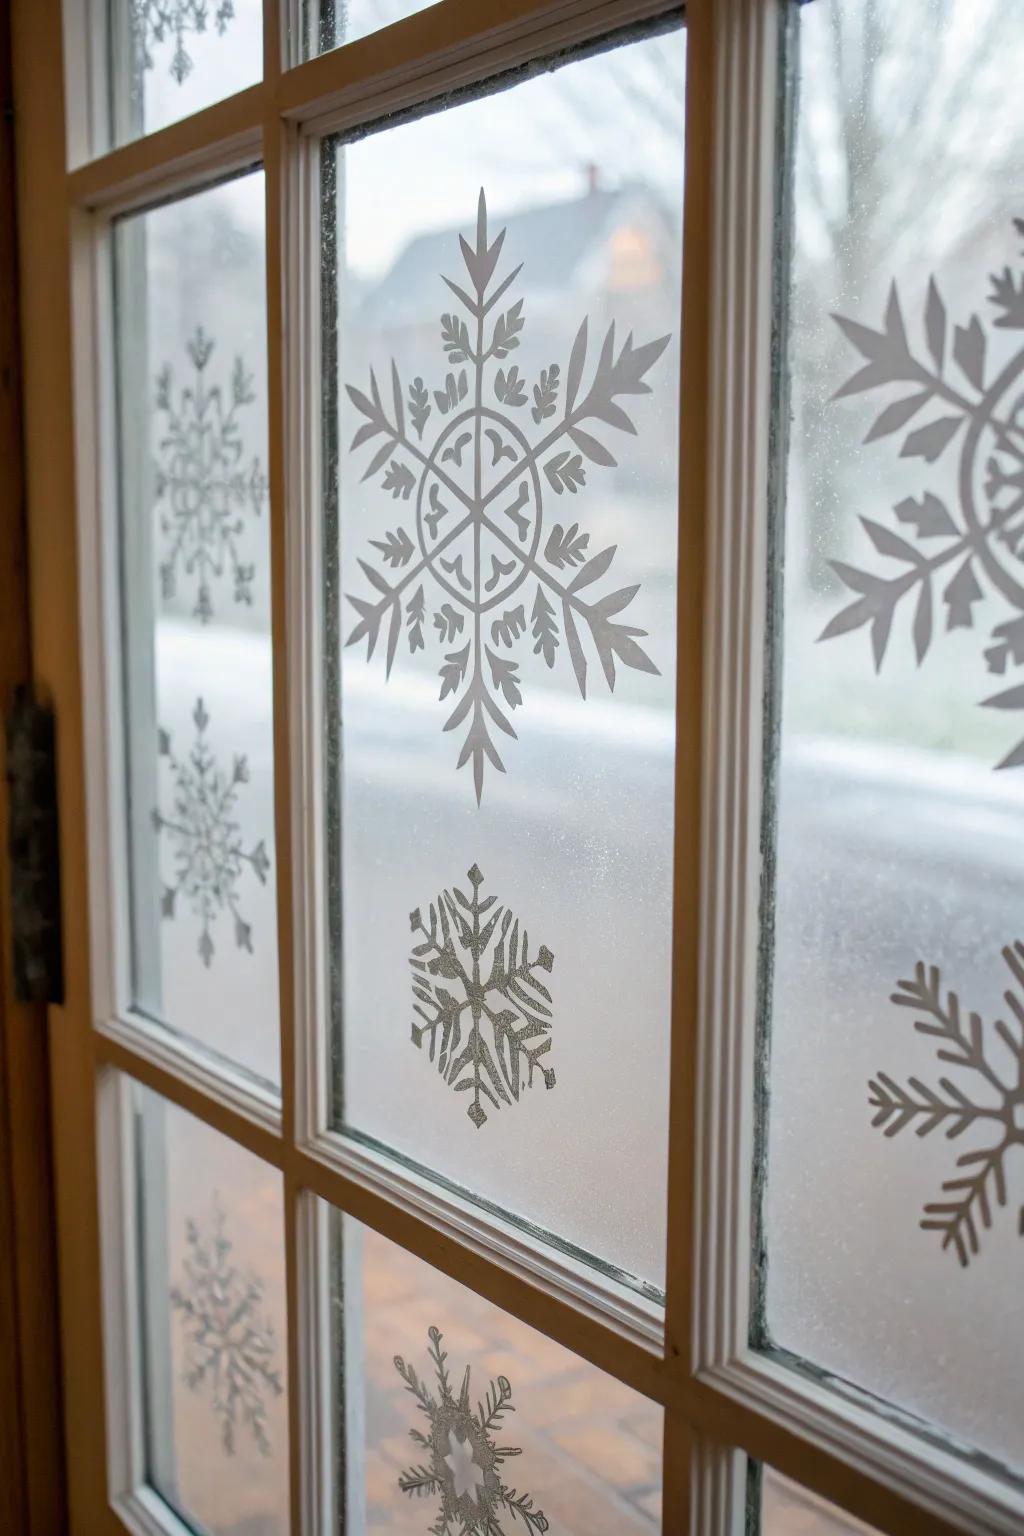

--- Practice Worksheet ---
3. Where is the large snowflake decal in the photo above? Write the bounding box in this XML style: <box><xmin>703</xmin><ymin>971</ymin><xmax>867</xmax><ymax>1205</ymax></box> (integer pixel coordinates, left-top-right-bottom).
<box><xmin>394</xmin><ymin>1326</ymin><xmax>548</xmax><ymax>1535</ymax></box>
<box><xmin>821</xmin><ymin>218</ymin><xmax>1024</xmax><ymax>768</ymax></box>
<box><xmin>170</xmin><ymin>1196</ymin><xmax>283</xmax><ymax>1456</ymax></box>
<box><xmin>155</xmin><ymin>326</ymin><xmax>267</xmax><ymax>625</ymax></box>
<box><xmin>153</xmin><ymin>697</ymin><xmax>270</xmax><ymax>967</ymax></box>
<box><xmin>868</xmin><ymin>941</ymin><xmax>1024</xmax><ymax>1267</ymax></box>
<box><xmin>130</xmin><ymin>0</ymin><xmax>236</xmax><ymax>85</ymax></box>
<box><xmin>409</xmin><ymin>864</ymin><xmax>555</xmax><ymax>1129</ymax></box>
<box><xmin>344</xmin><ymin>188</ymin><xmax>669</xmax><ymax>802</ymax></box>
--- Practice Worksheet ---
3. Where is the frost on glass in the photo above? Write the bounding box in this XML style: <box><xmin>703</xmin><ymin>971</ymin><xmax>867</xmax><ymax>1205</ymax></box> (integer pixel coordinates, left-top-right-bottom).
<box><xmin>302</xmin><ymin>0</ymin><xmax>441</xmax><ymax>60</ymax></box>
<box><xmin>135</xmin><ymin>1085</ymin><xmax>288</xmax><ymax>1534</ymax></box>
<box><xmin>764</xmin><ymin>0</ymin><xmax>1024</xmax><ymax>1474</ymax></box>
<box><xmin>109</xmin><ymin>0</ymin><xmax>263</xmax><ymax>145</ymax></box>
<box><xmin>326</xmin><ymin>1209</ymin><xmax>663</xmax><ymax>1533</ymax></box>
<box><xmin>758</xmin><ymin>1465</ymin><xmax>879</xmax><ymax>1535</ymax></box>
<box><xmin>116</xmin><ymin>173</ymin><xmax>279</xmax><ymax>1089</ymax></box>
<box><xmin>325</xmin><ymin>30</ymin><xmax>685</xmax><ymax>1293</ymax></box>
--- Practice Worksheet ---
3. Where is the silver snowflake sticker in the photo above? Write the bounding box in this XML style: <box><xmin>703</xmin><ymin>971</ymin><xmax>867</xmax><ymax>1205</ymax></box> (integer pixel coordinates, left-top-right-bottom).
<box><xmin>869</xmin><ymin>941</ymin><xmax>1024</xmax><ymax>1267</ymax></box>
<box><xmin>395</xmin><ymin>1326</ymin><xmax>548</xmax><ymax>1535</ymax></box>
<box><xmin>410</xmin><ymin>864</ymin><xmax>555</xmax><ymax>1129</ymax></box>
<box><xmin>155</xmin><ymin>326</ymin><xmax>267</xmax><ymax>625</ymax></box>
<box><xmin>344</xmin><ymin>188</ymin><xmax>669</xmax><ymax>802</ymax></box>
<box><xmin>170</xmin><ymin>1196</ymin><xmax>283</xmax><ymax>1456</ymax></box>
<box><xmin>131</xmin><ymin>0</ymin><xmax>236</xmax><ymax>84</ymax></box>
<box><xmin>153</xmin><ymin>697</ymin><xmax>270</xmax><ymax>967</ymax></box>
<box><xmin>821</xmin><ymin>218</ymin><xmax>1024</xmax><ymax>768</ymax></box>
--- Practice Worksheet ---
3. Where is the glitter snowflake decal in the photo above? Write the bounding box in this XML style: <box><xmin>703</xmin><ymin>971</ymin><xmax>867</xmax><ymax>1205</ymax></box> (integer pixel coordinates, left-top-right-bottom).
<box><xmin>821</xmin><ymin>218</ymin><xmax>1024</xmax><ymax>768</ymax></box>
<box><xmin>170</xmin><ymin>1196</ymin><xmax>283</xmax><ymax>1456</ymax></box>
<box><xmin>153</xmin><ymin>697</ymin><xmax>270</xmax><ymax>967</ymax></box>
<box><xmin>868</xmin><ymin>941</ymin><xmax>1024</xmax><ymax>1267</ymax></box>
<box><xmin>131</xmin><ymin>0</ymin><xmax>236</xmax><ymax>85</ymax></box>
<box><xmin>155</xmin><ymin>327</ymin><xmax>267</xmax><ymax>625</ymax></box>
<box><xmin>394</xmin><ymin>1326</ymin><xmax>548</xmax><ymax>1535</ymax></box>
<box><xmin>344</xmin><ymin>188</ymin><xmax>669</xmax><ymax>802</ymax></box>
<box><xmin>409</xmin><ymin>864</ymin><xmax>555</xmax><ymax>1129</ymax></box>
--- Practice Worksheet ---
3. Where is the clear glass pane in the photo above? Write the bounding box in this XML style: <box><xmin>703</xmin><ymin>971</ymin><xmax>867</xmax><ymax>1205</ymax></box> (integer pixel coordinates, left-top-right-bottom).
<box><xmin>107</xmin><ymin>0</ymin><xmax>263</xmax><ymax>146</ymax></box>
<box><xmin>322</xmin><ymin>28</ymin><xmax>685</xmax><ymax>1295</ymax></box>
<box><xmin>134</xmin><ymin>1083</ymin><xmax>289</xmax><ymax>1533</ymax></box>
<box><xmin>116</xmin><ymin>171</ymin><xmax>280</xmax><ymax>1091</ymax></box>
<box><xmin>301</xmin><ymin>0</ymin><xmax>441</xmax><ymax>60</ymax></box>
<box><xmin>758</xmin><ymin>1465</ymin><xmax>879</xmax><ymax>1535</ymax></box>
<box><xmin>324</xmin><ymin>1205</ymin><xmax>663</xmax><ymax>1532</ymax></box>
<box><xmin>763</xmin><ymin>0</ymin><xmax>1024</xmax><ymax>1475</ymax></box>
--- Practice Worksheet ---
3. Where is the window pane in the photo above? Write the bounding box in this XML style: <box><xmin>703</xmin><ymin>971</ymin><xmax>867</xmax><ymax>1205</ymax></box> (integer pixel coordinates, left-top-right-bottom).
<box><xmin>763</xmin><ymin>0</ymin><xmax>1024</xmax><ymax>1475</ymax></box>
<box><xmin>323</xmin><ymin>1205</ymin><xmax>663</xmax><ymax>1532</ymax></box>
<box><xmin>758</xmin><ymin>1465</ymin><xmax>879</xmax><ymax>1535</ymax></box>
<box><xmin>300</xmin><ymin>0</ymin><xmax>441</xmax><ymax>59</ymax></box>
<box><xmin>322</xmin><ymin>28</ymin><xmax>685</xmax><ymax>1294</ymax></box>
<box><xmin>116</xmin><ymin>172</ymin><xmax>280</xmax><ymax>1091</ymax></box>
<box><xmin>134</xmin><ymin>1084</ymin><xmax>288</xmax><ymax>1533</ymax></box>
<box><xmin>107</xmin><ymin>0</ymin><xmax>262</xmax><ymax>146</ymax></box>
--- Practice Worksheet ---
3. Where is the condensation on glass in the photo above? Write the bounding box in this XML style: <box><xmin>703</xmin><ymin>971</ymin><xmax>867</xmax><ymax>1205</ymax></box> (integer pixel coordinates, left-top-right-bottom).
<box><xmin>762</xmin><ymin>0</ymin><xmax>1024</xmax><ymax>1475</ymax></box>
<box><xmin>300</xmin><ymin>0</ymin><xmax>441</xmax><ymax>59</ymax></box>
<box><xmin>115</xmin><ymin>171</ymin><xmax>280</xmax><ymax>1090</ymax></box>
<box><xmin>134</xmin><ymin>1083</ymin><xmax>289</xmax><ymax>1535</ymax></box>
<box><xmin>757</xmin><ymin>1464</ymin><xmax>880</xmax><ymax>1535</ymax></box>
<box><xmin>323</xmin><ymin>1204</ymin><xmax>663</xmax><ymax>1533</ymax></box>
<box><xmin>321</xmin><ymin>26</ymin><xmax>686</xmax><ymax>1294</ymax></box>
<box><xmin>105</xmin><ymin>0</ymin><xmax>263</xmax><ymax>146</ymax></box>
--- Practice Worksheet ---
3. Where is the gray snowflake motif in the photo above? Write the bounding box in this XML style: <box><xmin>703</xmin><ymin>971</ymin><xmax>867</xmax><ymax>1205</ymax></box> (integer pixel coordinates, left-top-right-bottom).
<box><xmin>130</xmin><ymin>0</ymin><xmax>236</xmax><ymax>85</ymax></box>
<box><xmin>344</xmin><ymin>187</ymin><xmax>669</xmax><ymax>802</ymax></box>
<box><xmin>821</xmin><ymin>217</ymin><xmax>1024</xmax><ymax>768</ymax></box>
<box><xmin>409</xmin><ymin>864</ymin><xmax>555</xmax><ymax>1129</ymax></box>
<box><xmin>155</xmin><ymin>326</ymin><xmax>267</xmax><ymax>625</ymax></box>
<box><xmin>395</xmin><ymin>1326</ymin><xmax>548</xmax><ymax>1535</ymax></box>
<box><xmin>868</xmin><ymin>941</ymin><xmax>1024</xmax><ymax>1267</ymax></box>
<box><xmin>170</xmin><ymin>1196</ymin><xmax>283</xmax><ymax>1457</ymax></box>
<box><xmin>153</xmin><ymin>697</ymin><xmax>270</xmax><ymax>968</ymax></box>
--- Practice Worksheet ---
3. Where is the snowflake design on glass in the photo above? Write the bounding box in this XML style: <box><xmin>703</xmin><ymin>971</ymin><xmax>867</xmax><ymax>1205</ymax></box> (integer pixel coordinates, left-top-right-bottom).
<box><xmin>155</xmin><ymin>326</ymin><xmax>267</xmax><ymax>625</ymax></box>
<box><xmin>344</xmin><ymin>188</ymin><xmax>669</xmax><ymax>802</ymax></box>
<box><xmin>409</xmin><ymin>864</ymin><xmax>555</xmax><ymax>1129</ymax></box>
<box><xmin>821</xmin><ymin>218</ymin><xmax>1024</xmax><ymax>768</ymax></box>
<box><xmin>170</xmin><ymin>1196</ymin><xmax>283</xmax><ymax>1456</ymax></box>
<box><xmin>153</xmin><ymin>697</ymin><xmax>270</xmax><ymax>967</ymax></box>
<box><xmin>130</xmin><ymin>0</ymin><xmax>236</xmax><ymax>84</ymax></box>
<box><xmin>394</xmin><ymin>1326</ymin><xmax>548</xmax><ymax>1535</ymax></box>
<box><xmin>868</xmin><ymin>941</ymin><xmax>1024</xmax><ymax>1267</ymax></box>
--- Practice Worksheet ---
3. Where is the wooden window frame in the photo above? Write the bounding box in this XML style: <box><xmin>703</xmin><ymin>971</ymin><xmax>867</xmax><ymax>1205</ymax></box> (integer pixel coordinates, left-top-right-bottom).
<box><xmin>8</xmin><ymin>0</ymin><xmax>1024</xmax><ymax>1531</ymax></box>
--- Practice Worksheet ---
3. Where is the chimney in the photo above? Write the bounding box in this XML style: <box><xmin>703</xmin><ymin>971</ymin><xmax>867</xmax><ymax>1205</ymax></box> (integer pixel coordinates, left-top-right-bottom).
<box><xmin>585</xmin><ymin>161</ymin><xmax>599</xmax><ymax>196</ymax></box>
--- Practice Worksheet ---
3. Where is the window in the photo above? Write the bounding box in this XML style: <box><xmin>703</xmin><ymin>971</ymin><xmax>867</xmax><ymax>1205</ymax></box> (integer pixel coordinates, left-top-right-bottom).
<box><xmin>9</xmin><ymin>0</ymin><xmax>1023</xmax><ymax>1532</ymax></box>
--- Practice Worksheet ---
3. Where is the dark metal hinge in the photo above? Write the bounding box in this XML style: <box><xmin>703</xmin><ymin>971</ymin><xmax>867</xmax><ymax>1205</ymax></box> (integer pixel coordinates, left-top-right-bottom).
<box><xmin>6</xmin><ymin>687</ymin><xmax>64</xmax><ymax>1004</ymax></box>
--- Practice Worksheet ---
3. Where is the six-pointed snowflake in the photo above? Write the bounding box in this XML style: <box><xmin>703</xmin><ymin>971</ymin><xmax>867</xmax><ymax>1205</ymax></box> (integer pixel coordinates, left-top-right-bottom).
<box><xmin>155</xmin><ymin>326</ymin><xmax>267</xmax><ymax>625</ymax></box>
<box><xmin>868</xmin><ymin>941</ymin><xmax>1024</xmax><ymax>1266</ymax></box>
<box><xmin>153</xmin><ymin>697</ymin><xmax>270</xmax><ymax>967</ymax></box>
<box><xmin>344</xmin><ymin>188</ymin><xmax>669</xmax><ymax>801</ymax></box>
<box><xmin>821</xmin><ymin>218</ymin><xmax>1024</xmax><ymax>768</ymax></box>
<box><xmin>409</xmin><ymin>864</ymin><xmax>555</xmax><ymax>1129</ymax></box>
<box><xmin>170</xmin><ymin>1195</ymin><xmax>283</xmax><ymax>1456</ymax></box>
<box><xmin>130</xmin><ymin>0</ymin><xmax>236</xmax><ymax>84</ymax></box>
<box><xmin>394</xmin><ymin>1326</ymin><xmax>548</xmax><ymax>1535</ymax></box>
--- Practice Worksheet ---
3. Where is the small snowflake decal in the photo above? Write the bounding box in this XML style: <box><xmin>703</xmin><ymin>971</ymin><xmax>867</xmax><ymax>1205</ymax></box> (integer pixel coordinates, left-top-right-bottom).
<box><xmin>170</xmin><ymin>1196</ymin><xmax>283</xmax><ymax>1456</ymax></box>
<box><xmin>821</xmin><ymin>218</ymin><xmax>1024</xmax><ymax>768</ymax></box>
<box><xmin>409</xmin><ymin>864</ymin><xmax>555</xmax><ymax>1129</ymax></box>
<box><xmin>394</xmin><ymin>1326</ymin><xmax>548</xmax><ymax>1535</ymax></box>
<box><xmin>344</xmin><ymin>188</ymin><xmax>669</xmax><ymax>802</ymax></box>
<box><xmin>153</xmin><ymin>697</ymin><xmax>270</xmax><ymax>967</ymax></box>
<box><xmin>155</xmin><ymin>326</ymin><xmax>267</xmax><ymax>624</ymax></box>
<box><xmin>869</xmin><ymin>941</ymin><xmax>1024</xmax><ymax>1266</ymax></box>
<box><xmin>130</xmin><ymin>0</ymin><xmax>236</xmax><ymax>85</ymax></box>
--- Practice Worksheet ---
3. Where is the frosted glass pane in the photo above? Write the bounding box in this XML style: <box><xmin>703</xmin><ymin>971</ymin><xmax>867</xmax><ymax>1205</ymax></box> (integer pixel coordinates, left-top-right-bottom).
<box><xmin>107</xmin><ymin>0</ymin><xmax>263</xmax><ymax>146</ymax></box>
<box><xmin>135</xmin><ymin>1084</ymin><xmax>289</xmax><ymax>1534</ymax></box>
<box><xmin>324</xmin><ymin>29</ymin><xmax>685</xmax><ymax>1293</ymax></box>
<box><xmin>302</xmin><ymin>0</ymin><xmax>441</xmax><ymax>57</ymax></box>
<box><xmin>326</xmin><ymin>1207</ymin><xmax>663</xmax><ymax>1532</ymax></box>
<box><xmin>116</xmin><ymin>173</ymin><xmax>280</xmax><ymax>1090</ymax></box>
<box><xmin>759</xmin><ymin>1467</ymin><xmax>878</xmax><ymax>1535</ymax></box>
<box><xmin>764</xmin><ymin>0</ymin><xmax>1024</xmax><ymax>1476</ymax></box>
